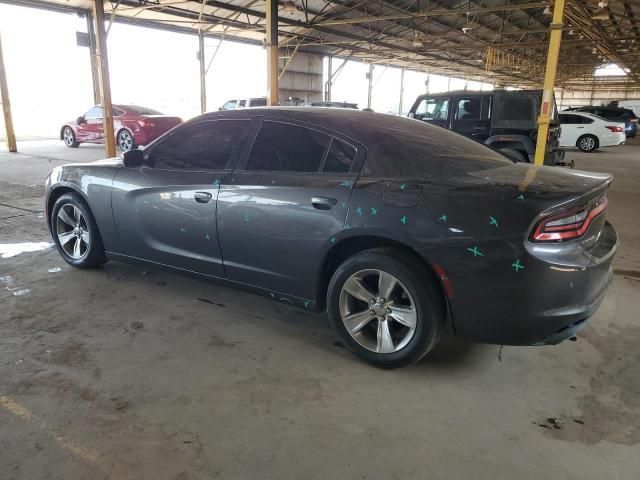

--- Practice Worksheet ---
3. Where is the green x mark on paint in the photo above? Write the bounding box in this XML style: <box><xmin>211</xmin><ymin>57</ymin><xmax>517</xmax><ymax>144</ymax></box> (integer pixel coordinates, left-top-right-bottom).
<box><xmin>370</xmin><ymin>207</ymin><xmax>378</xmax><ymax>215</ymax></box>
<box><xmin>330</xmin><ymin>236</ymin><xmax>336</xmax><ymax>243</ymax></box>
<box><xmin>400</xmin><ymin>215</ymin><xmax>408</xmax><ymax>225</ymax></box>
<box><xmin>438</xmin><ymin>214</ymin><xmax>447</xmax><ymax>222</ymax></box>
<box><xmin>356</xmin><ymin>207</ymin><xmax>363</xmax><ymax>215</ymax></box>
<box><xmin>467</xmin><ymin>246</ymin><xmax>484</xmax><ymax>257</ymax></box>
<box><xmin>516</xmin><ymin>194</ymin><xmax>525</xmax><ymax>200</ymax></box>
<box><xmin>400</xmin><ymin>184</ymin><xmax>407</xmax><ymax>190</ymax></box>
<box><xmin>204</xmin><ymin>233</ymin><xmax>210</xmax><ymax>240</ymax></box>
<box><xmin>304</xmin><ymin>300</ymin><xmax>310</xmax><ymax>308</ymax></box>
<box><xmin>489</xmin><ymin>216</ymin><xmax>499</xmax><ymax>227</ymax></box>
<box><xmin>512</xmin><ymin>259</ymin><xmax>524</xmax><ymax>272</ymax></box>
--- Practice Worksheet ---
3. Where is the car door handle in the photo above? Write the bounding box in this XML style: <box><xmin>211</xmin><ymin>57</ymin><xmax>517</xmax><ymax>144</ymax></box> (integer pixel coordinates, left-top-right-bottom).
<box><xmin>311</xmin><ymin>196</ymin><xmax>337</xmax><ymax>210</ymax></box>
<box><xmin>194</xmin><ymin>191</ymin><xmax>213</xmax><ymax>204</ymax></box>
<box><xmin>577</xmin><ymin>127</ymin><xmax>584</xmax><ymax>129</ymax></box>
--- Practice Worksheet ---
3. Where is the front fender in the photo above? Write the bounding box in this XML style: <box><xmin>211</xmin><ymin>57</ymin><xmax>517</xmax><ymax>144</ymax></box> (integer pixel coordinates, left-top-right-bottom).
<box><xmin>46</xmin><ymin>163</ymin><xmax>124</xmax><ymax>254</ymax></box>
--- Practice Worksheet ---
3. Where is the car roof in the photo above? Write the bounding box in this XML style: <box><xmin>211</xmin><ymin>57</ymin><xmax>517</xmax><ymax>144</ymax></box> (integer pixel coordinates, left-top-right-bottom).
<box><xmin>560</xmin><ymin>111</ymin><xmax>610</xmax><ymax>122</ymax></box>
<box><xmin>197</xmin><ymin>106</ymin><xmax>434</xmax><ymax>144</ymax></box>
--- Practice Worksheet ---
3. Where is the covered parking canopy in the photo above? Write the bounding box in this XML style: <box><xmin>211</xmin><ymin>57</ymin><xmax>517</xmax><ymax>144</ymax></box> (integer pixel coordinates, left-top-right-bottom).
<box><xmin>1</xmin><ymin>0</ymin><xmax>640</xmax><ymax>157</ymax></box>
<box><xmin>3</xmin><ymin>0</ymin><xmax>639</xmax><ymax>86</ymax></box>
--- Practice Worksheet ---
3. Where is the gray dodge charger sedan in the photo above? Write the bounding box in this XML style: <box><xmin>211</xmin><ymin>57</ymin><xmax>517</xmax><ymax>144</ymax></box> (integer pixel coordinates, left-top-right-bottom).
<box><xmin>45</xmin><ymin>108</ymin><xmax>617</xmax><ymax>368</ymax></box>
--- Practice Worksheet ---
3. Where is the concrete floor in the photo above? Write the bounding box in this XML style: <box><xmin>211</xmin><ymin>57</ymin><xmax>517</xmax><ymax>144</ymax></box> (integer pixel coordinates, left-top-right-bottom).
<box><xmin>1</xmin><ymin>138</ymin><xmax>639</xmax><ymax>479</ymax></box>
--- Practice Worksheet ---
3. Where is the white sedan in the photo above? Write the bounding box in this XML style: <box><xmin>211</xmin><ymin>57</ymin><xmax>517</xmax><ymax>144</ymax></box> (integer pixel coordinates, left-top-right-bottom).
<box><xmin>559</xmin><ymin>111</ymin><xmax>626</xmax><ymax>152</ymax></box>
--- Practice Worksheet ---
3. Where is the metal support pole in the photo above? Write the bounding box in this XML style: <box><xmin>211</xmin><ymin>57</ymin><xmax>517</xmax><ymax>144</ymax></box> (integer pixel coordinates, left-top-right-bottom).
<box><xmin>534</xmin><ymin>0</ymin><xmax>566</xmax><ymax>166</ymax></box>
<box><xmin>198</xmin><ymin>31</ymin><xmax>206</xmax><ymax>114</ymax></box>
<box><xmin>399</xmin><ymin>68</ymin><xmax>405</xmax><ymax>115</ymax></box>
<box><xmin>265</xmin><ymin>0</ymin><xmax>279</xmax><ymax>106</ymax></box>
<box><xmin>93</xmin><ymin>0</ymin><xmax>116</xmax><ymax>157</ymax></box>
<box><xmin>367</xmin><ymin>64</ymin><xmax>373</xmax><ymax>109</ymax></box>
<box><xmin>86</xmin><ymin>12</ymin><xmax>101</xmax><ymax>105</ymax></box>
<box><xmin>325</xmin><ymin>56</ymin><xmax>332</xmax><ymax>101</ymax></box>
<box><xmin>0</xmin><ymin>33</ymin><xmax>17</xmax><ymax>152</ymax></box>
<box><xmin>425</xmin><ymin>74</ymin><xmax>430</xmax><ymax>94</ymax></box>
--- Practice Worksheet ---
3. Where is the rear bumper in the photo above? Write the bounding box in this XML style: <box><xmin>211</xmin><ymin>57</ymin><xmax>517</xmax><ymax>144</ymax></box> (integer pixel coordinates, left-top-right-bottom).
<box><xmin>438</xmin><ymin>221</ymin><xmax>618</xmax><ymax>346</ymax></box>
<box><xmin>544</xmin><ymin>149</ymin><xmax>565</xmax><ymax>166</ymax></box>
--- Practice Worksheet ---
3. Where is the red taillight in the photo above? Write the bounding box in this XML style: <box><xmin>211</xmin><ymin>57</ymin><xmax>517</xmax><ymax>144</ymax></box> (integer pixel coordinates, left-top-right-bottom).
<box><xmin>137</xmin><ymin>118</ymin><xmax>156</xmax><ymax>128</ymax></box>
<box><xmin>531</xmin><ymin>196</ymin><xmax>608</xmax><ymax>242</ymax></box>
<box><xmin>605</xmin><ymin>126</ymin><xmax>624</xmax><ymax>133</ymax></box>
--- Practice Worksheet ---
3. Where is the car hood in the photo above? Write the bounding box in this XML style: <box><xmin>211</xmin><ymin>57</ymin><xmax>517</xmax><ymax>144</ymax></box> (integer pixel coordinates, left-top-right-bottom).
<box><xmin>63</xmin><ymin>157</ymin><xmax>124</xmax><ymax>168</ymax></box>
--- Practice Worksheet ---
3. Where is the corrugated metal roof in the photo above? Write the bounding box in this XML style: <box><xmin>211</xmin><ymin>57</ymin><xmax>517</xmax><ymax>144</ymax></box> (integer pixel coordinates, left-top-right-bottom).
<box><xmin>3</xmin><ymin>0</ymin><xmax>639</xmax><ymax>88</ymax></box>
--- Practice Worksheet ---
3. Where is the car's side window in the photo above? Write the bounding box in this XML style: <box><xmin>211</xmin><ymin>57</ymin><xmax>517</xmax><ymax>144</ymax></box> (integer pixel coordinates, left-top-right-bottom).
<box><xmin>221</xmin><ymin>100</ymin><xmax>237</xmax><ymax>110</ymax></box>
<box><xmin>560</xmin><ymin>114</ymin><xmax>582</xmax><ymax>124</ymax></box>
<box><xmin>85</xmin><ymin>106</ymin><xmax>103</xmax><ymax>120</ymax></box>
<box><xmin>146</xmin><ymin>120</ymin><xmax>249</xmax><ymax>171</ymax></box>
<box><xmin>245</xmin><ymin>121</ymin><xmax>331</xmax><ymax>173</ymax></box>
<box><xmin>415</xmin><ymin>98</ymin><xmax>449</xmax><ymax>121</ymax></box>
<box><xmin>455</xmin><ymin>98</ymin><xmax>482</xmax><ymax>120</ymax></box>
<box><xmin>322</xmin><ymin>139</ymin><xmax>356</xmax><ymax>173</ymax></box>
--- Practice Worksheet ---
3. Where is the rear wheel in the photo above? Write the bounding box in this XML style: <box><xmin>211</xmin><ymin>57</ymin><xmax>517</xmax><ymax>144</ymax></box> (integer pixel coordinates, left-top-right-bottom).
<box><xmin>62</xmin><ymin>127</ymin><xmax>79</xmax><ymax>148</ymax></box>
<box><xmin>499</xmin><ymin>148</ymin><xmax>527</xmax><ymax>162</ymax></box>
<box><xmin>51</xmin><ymin>193</ymin><xmax>106</xmax><ymax>268</ymax></box>
<box><xmin>327</xmin><ymin>248</ymin><xmax>444</xmax><ymax>369</ymax></box>
<box><xmin>117</xmin><ymin>129</ymin><xmax>135</xmax><ymax>151</ymax></box>
<box><xmin>577</xmin><ymin>134</ymin><xmax>598</xmax><ymax>152</ymax></box>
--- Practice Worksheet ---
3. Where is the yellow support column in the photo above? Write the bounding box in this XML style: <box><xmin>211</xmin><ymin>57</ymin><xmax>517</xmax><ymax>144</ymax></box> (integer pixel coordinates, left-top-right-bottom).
<box><xmin>265</xmin><ymin>0</ymin><xmax>279</xmax><ymax>106</ymax></box>
<box><xmin>0</xmin><ymin>33</ymin><xmax>17</xmax><ymax>153</ymax></box>
<box><xmin>534</xmin><ymin>0</ymin><xmax>566</xmax><ymax>166</ymax></box>
<box><xmin>93</xmin><ymin>0</ymin><xmax>116</xmax><ymax>157</ymax></box>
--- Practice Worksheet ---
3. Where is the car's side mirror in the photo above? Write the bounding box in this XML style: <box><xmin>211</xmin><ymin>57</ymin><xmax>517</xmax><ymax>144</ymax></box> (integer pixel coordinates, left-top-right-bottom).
<box><xmin>121</xmin><ymin>149</ymin><xmax>144</xmax><ymax>167</ymax></box>
<box><xmin>77</xmin><ymin>116</ymin><xmax>86</xmax><ymax>125</ymax></box>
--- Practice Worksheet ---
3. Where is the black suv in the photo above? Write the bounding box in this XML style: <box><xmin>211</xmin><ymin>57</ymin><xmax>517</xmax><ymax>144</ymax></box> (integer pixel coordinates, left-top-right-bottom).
<box><xmin>408</xmin><ymin>90</ymin><xmax>565</xmax><ymax>165</ymax></box>
<box><xmin>564</xmin><ymin>106</ymin><xmax>637</xmax><ymax>137</ymax></box>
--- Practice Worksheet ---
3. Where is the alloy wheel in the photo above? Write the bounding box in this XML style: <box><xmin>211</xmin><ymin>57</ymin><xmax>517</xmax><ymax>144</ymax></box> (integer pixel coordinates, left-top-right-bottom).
<box><xmin>56</xmin><ymin>203</ymin><xmax>90</xmax><ymax>260</ymax></box>
<box><xmin>339</xmin><ymin>269</ymin><xmax>417</xmax><ymax>353</ymax></box>
<box><xmin>63</xmin><ymin>128</ymin><xmax>75</xmax><ymax>147</ymax></box>
<box><xmin>579</xmin><ymin>136</ymin><xmax>596</xmax><ymax>151</ymax></box>
<box><xmin>118</xmin><ymin>130</ymin><xmax>134</xmax><ymax>151</ymax></box>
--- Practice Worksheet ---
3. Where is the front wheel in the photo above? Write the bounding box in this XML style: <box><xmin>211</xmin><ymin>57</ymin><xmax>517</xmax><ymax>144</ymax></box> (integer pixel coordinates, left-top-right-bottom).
<box><xmin>51</xmin><ymin>193</ymin><xmax>106</xmax><ymax>268</ymax></box>
<box><xmin>327</xmin><ymin>248</ymin><xmax>444</xmax><ymax>368</ymax></box>
<box><xmin>577</xmin><ymin>134</ymin><xmax>598</xmax><ymax>152</ymax></box>
<box><xmin>62</xmin><ymin>126</ymin><xmax>79</xmax><ymax>148</ymax></box>
<box><xmin>117</xmin><ymin>129</ymin><xmax>136</xmax><ymax>151</ymax></box>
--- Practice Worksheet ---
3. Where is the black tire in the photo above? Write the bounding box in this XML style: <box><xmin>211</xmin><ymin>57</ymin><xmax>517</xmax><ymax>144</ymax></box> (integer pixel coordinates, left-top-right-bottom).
<box><xmin>50</xmin><ymin>192</ymin><xmax>107</xmax><ymax>268</ymax></box>
<box><xmin>117</xmin><ymin>129</ymin><xmax>136</xmax><ymax>151</ymax></box>
<box><xmin>327</xmin><ymin>248</ymin><xmax>445</xmax><ymax>369</ymax></box>
<box><xmin>499</xmin><ymin>148</ymin><xmax>527</xmax><ymax>162</ymax></box>
<box><xmin>576</xmin><ymin>134</ymin><xmax>598</xmax><ymax>152</ymax></box>
<box><xmin>62</xmin><ymin>126</ymin><xmax>79</xmax><ymax>148</ymax></box>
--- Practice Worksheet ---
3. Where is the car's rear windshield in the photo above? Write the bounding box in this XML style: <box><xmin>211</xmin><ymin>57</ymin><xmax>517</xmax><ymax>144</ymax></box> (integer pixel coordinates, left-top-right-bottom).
<box><xmin>363</xmin><ymin>117</ymin><xmax>512</xmax><ymax>178</ymax></box>
<box><xmin>126</xmin><ymin>105</ymin><xmax>164</xmax><ymax>115</ymax></box>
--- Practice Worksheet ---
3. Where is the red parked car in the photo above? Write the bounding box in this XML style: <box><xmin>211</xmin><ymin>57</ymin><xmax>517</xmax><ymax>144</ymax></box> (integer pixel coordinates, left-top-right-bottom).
<box><xmin>60</xmin><ymin>105</ymin><xmax>182</xmax><ymax>151</ymax></box>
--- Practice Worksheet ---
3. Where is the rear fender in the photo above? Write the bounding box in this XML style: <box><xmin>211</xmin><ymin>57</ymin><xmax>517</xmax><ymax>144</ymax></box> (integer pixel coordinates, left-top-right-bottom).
<box><xmin>486</xmin><ymin>134</ymin><xmax>535</xmax><ymax>156</ymax></box>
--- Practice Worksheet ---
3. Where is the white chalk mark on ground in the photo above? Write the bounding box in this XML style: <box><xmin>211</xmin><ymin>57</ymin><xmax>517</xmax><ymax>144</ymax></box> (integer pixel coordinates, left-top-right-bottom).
<box><xmin>0</xmin><ymin>241</ymin><xmax>53</xmax><ymax>258</ymax></box>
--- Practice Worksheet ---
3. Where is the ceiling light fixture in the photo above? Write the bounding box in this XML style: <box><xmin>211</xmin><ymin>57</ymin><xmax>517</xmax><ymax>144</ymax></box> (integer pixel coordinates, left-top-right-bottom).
<box><xmin>281</xmin><ymin>1</ymin><xmax>298</xmax><ymax>14</ymax></box>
